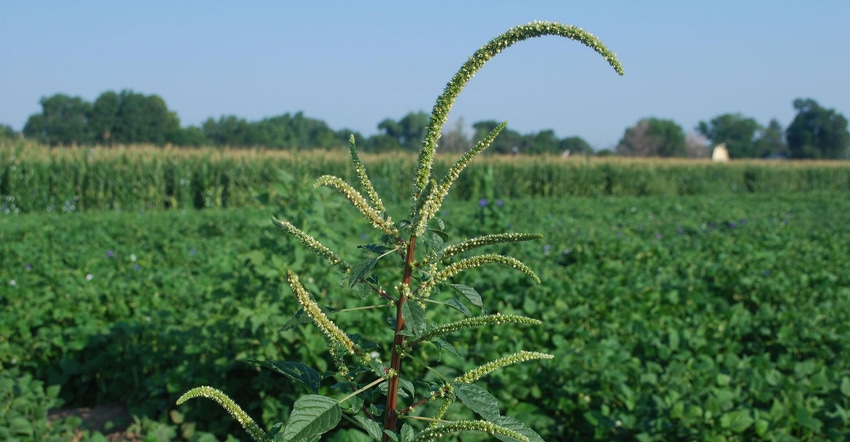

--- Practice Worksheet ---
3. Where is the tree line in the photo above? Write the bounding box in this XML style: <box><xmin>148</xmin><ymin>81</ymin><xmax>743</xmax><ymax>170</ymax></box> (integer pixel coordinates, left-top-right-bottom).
<box><xmin>615</xmin><ymin>99</ymin><xmax>849</xmax><ymax>160</ymax></box>
<box><xmin>4</xmin><ymin>90</ymin><xmax>848</xmax><ymax>159</ymax></box>
<box><xmin>6</xmin><ymin>90</ymin><xmax>592</xmax><ymax>156</ymax></box>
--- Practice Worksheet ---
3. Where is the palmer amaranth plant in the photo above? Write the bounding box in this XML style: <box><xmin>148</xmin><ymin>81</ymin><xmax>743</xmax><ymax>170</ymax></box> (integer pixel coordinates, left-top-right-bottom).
<box><xmin>178</xmin><ymin>21</ymin><xmax>623</xmax><ymax>441</ymax></box>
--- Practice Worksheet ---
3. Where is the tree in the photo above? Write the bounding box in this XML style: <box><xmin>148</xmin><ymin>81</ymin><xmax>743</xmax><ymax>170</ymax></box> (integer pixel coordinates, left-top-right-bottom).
<box><xmin>696</xmin><ymin>113</ymin><xmax>761</xmax><ymax>158</ymax></box>
<box><xmin>111</xmin><ymin>90</ymin><xmax>181</xmax><ymax>145</ymax></box>
<box><xmin>0</xmin><ymin>124</ymin><xmax>18</xmax><ymax>140</ymax></box>
<box><xmin>786</xmin><ymin>98</ymin><xmax>849</xmax><ymax>159</ymax></box>
<box><xmin>170</xmin><ymin>126</ymin><xmax>209</xmax><ymax>147</ymax></box>
<box><xmin>616</xmin><ymin>118</ymin><xmax>686</xmax><ymax>157</ymax></box>
<box><xmin>558</xmin><ymin>136</ymin><xmax>593</xmax><ymax>155</ymax></box>
<box><xmin>202</xmin><ymin>115</ymin><xmax>255</xmax><ymax>147</ymax></box>
<box><xmin>89</xmin><ymin>91</ymin><xmax>121</xmax><ymax>144</ymax></box>
<box><xmin>754</xmin><ymin>119</ymin><xmax>788</xmax><ymax>158</ymax></box>
<box><xmin>23</xmin><ymin>94</ymin><xmax>92</xmax><ymax>145</ymax></box>
<box><xmin>253</xmin><ymin>112</ymin><xmax>342</xmax><ymax>149</ymax></box>
<box><xmin>526</xmin><ymin>129</ymin><xmax>559</xmax><ymax>154</ymax></box>
<box><xmin>471</xmin><ymin>120</ymin><xmax>523</xmax><ymax>154</ymax></box>
<box><xmin>86</xmin><ymin>90</ymin><xmax>182</xmax><ymax>145</ymax></box>
<box><xmin>377</xmin><ymin>111</ymin><xmax>429</xmax><ymax>150</ymax></box>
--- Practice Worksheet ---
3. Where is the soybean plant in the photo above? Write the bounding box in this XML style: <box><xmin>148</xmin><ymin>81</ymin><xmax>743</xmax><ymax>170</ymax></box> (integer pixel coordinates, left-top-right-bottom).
<box><xmin>178</xmin><ymin>21</ymin><xmax>623</xmax><ymax>441</ymax></box>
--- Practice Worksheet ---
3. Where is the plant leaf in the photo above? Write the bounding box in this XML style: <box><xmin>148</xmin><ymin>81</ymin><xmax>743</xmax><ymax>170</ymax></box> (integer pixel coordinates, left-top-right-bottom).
<box><xmin>401</xmin><ymin>424</ymin><xmax>416</xmax><ymax>442</ymax></box>
<box><xmin>453</xmin><ymin>383</ymin><xmax>501</xmax><ymax>421</ymax></box>
<box><xmin>449</xmin><ymin>284</ymin><xmax>483</xmax><ymax>309</ymax></box>
<box><xmin>444</xmin><ymin>298</ymin><xmax>472</xmax><ymax>316</ymax></box>
<box><xmin>249</xmin><ymin>360</ymin><xmax>321</xmax><ymax>394</ymax></box>
<box><xmin>423</xmin><ymin>230</ymin><xmax>445</xmax><ymax>255</ymax></box>
<box><xmin>353</xmin><ymin>414</ymin><xmax>383</xmax><ymax>441</ymax></box>
<box><xmin>281</xmin><ymin>395</ymin><xmax>341</xmax><ymax>441</ymax></box>
<box><xmin>402</xmin><ymin>300</ymin><xmax>427</xmax><ymax>337</ymax></box>
<box><xmin>429</xmin><ymin>228</ymin><xmax>449</xmax><ymax>242</ymax></box>
<box><xmin>398</xmin><ymin>377</ymin><xmax>416</xmax><ymax>400</ymax></box>
<box><xmin>349</xmin><ymin>258</ymin><xmax>377</xmax><ymax>288</ymax></box>
<box><xmin>492</xmin><ymin>416</ymin><xmax>545</xmax><ymax>442</ymax></box>
<box><xmin>431</xmin><ymin>338</ymin><xmax>460</xmax><ymax>358</ymax></box>
<box><xmin>358</xmin><ymin>244</ymin><xmax>393</xmax><ymax>255</ymax></box>
<box><xmin>720</xmin><ymin>409</ymin><xmax>754</xmax><ymax>433</ymax></box>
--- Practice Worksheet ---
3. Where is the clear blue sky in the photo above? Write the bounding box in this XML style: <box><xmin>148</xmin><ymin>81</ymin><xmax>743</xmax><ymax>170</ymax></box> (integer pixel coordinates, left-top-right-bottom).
<box><xmin>2</xmin><ymin>1</ymin><xmax>848</xmax><ymax>149</ymax></box>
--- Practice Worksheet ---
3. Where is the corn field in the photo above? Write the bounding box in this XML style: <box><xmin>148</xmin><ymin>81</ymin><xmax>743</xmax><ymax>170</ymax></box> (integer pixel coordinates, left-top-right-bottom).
<box><xmin>2</xmin><ymin>140</ymin><xmax>849</xmax><ymax>214</ymax></box>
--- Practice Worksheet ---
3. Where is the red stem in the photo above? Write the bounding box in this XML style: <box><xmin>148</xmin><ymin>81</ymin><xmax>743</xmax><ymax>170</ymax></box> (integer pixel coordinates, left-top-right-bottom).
<box><xmin>382</xmin><ymin>235</ymin><xmax>417</xmax><ymax>440</ymax></box>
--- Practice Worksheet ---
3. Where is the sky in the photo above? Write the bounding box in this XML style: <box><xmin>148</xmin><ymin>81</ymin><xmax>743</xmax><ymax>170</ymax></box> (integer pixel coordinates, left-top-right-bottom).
<box><xmin>2</xmin><ymin>1</ymin><xmax>848</xmax><ymax>150</ymax></box>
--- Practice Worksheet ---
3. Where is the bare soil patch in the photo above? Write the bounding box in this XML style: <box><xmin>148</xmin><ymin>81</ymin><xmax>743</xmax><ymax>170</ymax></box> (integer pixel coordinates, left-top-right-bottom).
<box><xmin>48</xmin><ymin>404</ymin><xmax>142</xmax><ymax>442</ymax></box>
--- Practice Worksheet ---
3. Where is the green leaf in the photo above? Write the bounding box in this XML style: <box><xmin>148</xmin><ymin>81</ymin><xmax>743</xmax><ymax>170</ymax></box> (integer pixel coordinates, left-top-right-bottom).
<box><xmin>431</xmin><ymin>338</ymin><xmax>460</xmax><ymax>358</ymax></box>
<box><xmin>383</xmin><ymin>430</ymin><xmax>400</xmax><ymax>442</ymax></box>
<box><xmin>358</xmin><ymin>244</ymin><xmax>392</xmax><ymax>255</ymax></box>
<box><xmin>239</xmin><ymin>249</ymin><xmax>266</xmax><ymax>266</ymax></box>
<box><xmin>400</xmin><ymin>424</ymin><xmax>416</xmax><ymax>442</ymax></box>
<box><xmin>429</xmin><ymin>228</ymin><xmax>449</xmax><ymax>242</ymax></box>
<box><xmin>453</xmin><ymin>383</ymin><xmax>500</xmax><ymax>421</ymax></box>
<box><xmin>719</xmin><ymin>409</ymin><xmax>754</xmax><ymax>433</ymax></box>
<box><xmin>402</xmin><ymin>300</ymin><xmax>427</xmax><ymax>337</ymax></box>
<box><xmin>444</xmin><ymin>298</ymin><xmax>472</xmax><ymax>316</ymax></box>
<box><xmin>353</xmin><ymin>415</ymin><xmax>383</xmax><ymax>441</ymax></box>
<box><xmin>281</xmin><ymin>395</ymin><xmax>341</xmax><ymax>441</ymax></box>
<box><xmin>423</xmin><ymin>230</ymin><xmax>445</xmax><ymax>254</ymax></box>
<box><xmin>349</xmin><ymin>258</ymin><xmax>377</xmax><ymax>287</ymax></box>
<box><xmin>250</xmin><ymin>360</ymin><xmax>322</xmax><ymax>393</ymax></box>
<box><xmin>449</xmin><ymin>284</ymin><xmax>483</xmax><ymax>309</ymax></box>
<box><xmin>492</xmin><ymin>416</ymin><xmax>545</xmax><ymax>442</ymax></box>
<box><xmin>399</xmin><ymin>377</ymin><xmax>416</xmax><ymax>400</ymax></box>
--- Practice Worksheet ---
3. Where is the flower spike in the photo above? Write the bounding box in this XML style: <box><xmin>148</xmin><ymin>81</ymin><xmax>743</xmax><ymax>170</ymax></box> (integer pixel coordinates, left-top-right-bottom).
<box><xmin>348</xmin><ymin>134</ymin><xmax>386</xmax><ymax>214</ymax></box>
<box><xmin>412</xmin><ymin>21</ymin><xmax>624</xmax><ymax>204</ymax></box>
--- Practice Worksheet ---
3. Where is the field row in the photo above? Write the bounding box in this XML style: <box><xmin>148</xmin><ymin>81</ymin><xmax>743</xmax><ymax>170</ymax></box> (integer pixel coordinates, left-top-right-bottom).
<box><xmin>3</xmin><ymin>140</ymin><xmax>850</xmax><ymax>214</ymax></box>
<box><xmin>2</xmin><ymin>191</ymin><xmax>849</xmax><ymax>440</ymax></box>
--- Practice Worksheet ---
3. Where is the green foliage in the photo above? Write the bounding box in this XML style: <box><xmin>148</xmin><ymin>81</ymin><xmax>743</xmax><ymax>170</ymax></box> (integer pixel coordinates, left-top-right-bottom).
<box><xmin>754</xmin><ymin>119</ymin><xmax>788</xmax><ymax>158</ymax></box>
<box><xmin>92</xmin><ymin>90</ymin><xmax>182</xmax><ymax>146</ymax></box>
<box><xmin>23</xmin><ymin>94</ymin><xmax>92</xmax><ymax>146</ymax></box>
<box><xmin>202</xmin><ymin>112</ymin><xmax>348</xmax><ymax>150</ymax></box>
<box><xmin>0</xmin><ymin>124</ymin><xmax>19</xmax><ymax>140</ymax></box>
<box><xmin>22</xmin><ymin>90</ymin><xmax>185</xmax><ymax>147</ymax></box>
<box><xmin>0</xmin><ymin>369</ymin><xmax>80</xmax><ymax>441</ymax></box>
<box><xmin>3</xmin><ymin>191</ymin><xmax>850</xmax><ymax>440</ymax></box>
<box><xmin>786</xmin><ymin>98</ymin><xmax>850</xmax><ymax>159</ymax></box>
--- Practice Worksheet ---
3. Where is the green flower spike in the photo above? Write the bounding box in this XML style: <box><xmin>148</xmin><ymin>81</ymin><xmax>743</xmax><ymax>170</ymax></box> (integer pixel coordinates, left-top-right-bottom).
<box><xmin>411</xmin><ymin>314</ymin><xmax>542</xmax><ymax>346</ymax></box>
<box><xmin>176</xmin><ymin>386</ymin><xmax>270</xmax><ymax>442</ymax></box>
<box><xmin>411</xmin><ymin>420</ymin><xmax>529</xmax><ymax>442</ymax></box>
<box><xmin>315</xmin><ymin>175</ymin><xmax>398</xmax><ymax>237</ymax></box>
<box><xmin>412</xmin><ymin>122</ymin><xmax>507</xmax><ymax>235</ymax></box>
<box><xmin>272</xmin><ymin>217</ymin><xmax>350</xmax><ymax>272</ymax></box>
<box><xmin>419</xmin><ymin>232</ymin><xmax>543</xmax><ymax>266</ymax></box>
<box><xmin>455</xmin><ymin>351</ymin><xmax>555</xmax><ymax>384</ymax></box>
<box><xmin>287</xmin><ymin>270</ymin><xmax>365</xmax><ymax>360</ymax></box>
<box><xmin>430</xmin><ymin>254</ymin><xmax>540</xmax><ymax>288</ymax></box>
<box><xmin>412</xmin><ymin>21</ymin><xmax>624</xmax><ymax>205</ymax></box>
<box><xmin>347</xmin><ymin>134</ymin><xmax>386</xmax><ymax>215</ymax></box>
